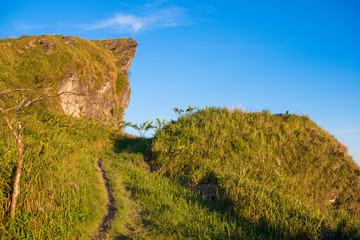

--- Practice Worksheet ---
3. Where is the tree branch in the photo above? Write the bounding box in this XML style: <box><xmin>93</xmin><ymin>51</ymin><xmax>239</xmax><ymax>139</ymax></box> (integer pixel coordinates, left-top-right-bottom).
<box><xmin>0</xmin><ymin>89</ymin><xmax>34</xmax><ymax>95</ymax></box>
<box><xmin>46</xmin><ymin>91</ymin><xmax>89</xmax><ymax>98</ymax></box>
<box><xmin>2</xmin><ymin>112</ymin><xmax>19</xmax><ymax>140</ymax></box>
<box><xmin>0</xmin><ymin>98</ymin><xmax>5</xmax><ymax>109</ymax></box>
<box><xmin>21</xmin><ymin>88</ymin><xmax>51</xmax><ymax>109</ymax></box>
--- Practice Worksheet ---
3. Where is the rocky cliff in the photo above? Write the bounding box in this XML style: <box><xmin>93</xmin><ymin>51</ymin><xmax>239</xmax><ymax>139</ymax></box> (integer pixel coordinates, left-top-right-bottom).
<box><xmin>0</xmin><ymin>35</ymin><xmax>137</xmax><ymax>127</ymax></box>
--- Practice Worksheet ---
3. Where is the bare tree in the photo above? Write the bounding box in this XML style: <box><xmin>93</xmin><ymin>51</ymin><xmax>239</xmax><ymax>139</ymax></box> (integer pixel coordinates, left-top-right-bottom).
<box><xmin>0</xmin><ymin>88</ymin><xmax>51</xmax><ymax>218</ymax></box>
<box><xmin>0</xmin><ymin>86</ymin><xmax>89</xmax><ymax>218</ymax></box>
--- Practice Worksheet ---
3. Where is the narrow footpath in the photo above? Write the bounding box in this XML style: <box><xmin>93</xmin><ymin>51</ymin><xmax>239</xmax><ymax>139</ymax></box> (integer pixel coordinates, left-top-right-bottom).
<box><xmin>94</xmin><ymin>158</ymin><xmax>116</xmax><ymax>239</ymax></box>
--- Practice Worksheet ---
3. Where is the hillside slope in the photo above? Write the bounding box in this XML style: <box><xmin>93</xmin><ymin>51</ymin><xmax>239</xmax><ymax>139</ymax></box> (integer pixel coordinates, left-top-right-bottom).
<box><xmin>152</xmin><ymin>107</ymin><xmax>360</xmax><ymax>238</ymax></box>
<box><xmin>2</xmin><ymin>105</ymin><xmax>360</xmax><ymax>239</ymax></box>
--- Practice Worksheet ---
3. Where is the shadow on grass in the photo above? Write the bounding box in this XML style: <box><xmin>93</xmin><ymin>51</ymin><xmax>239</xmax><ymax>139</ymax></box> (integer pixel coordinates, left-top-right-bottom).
<box><xmin>180</xmin><ymin>188</ymin><xmax>274</xmax><ymax>239</ymax></box>
<box><xmin>113</xmin><ymin>135</ymin><xmax>152</xmax><ymax>154</ymax></box>
<box><xmin>114</xmin><ymin>235</ymin><xmax>131</xmax><ymax>240</ymax></box>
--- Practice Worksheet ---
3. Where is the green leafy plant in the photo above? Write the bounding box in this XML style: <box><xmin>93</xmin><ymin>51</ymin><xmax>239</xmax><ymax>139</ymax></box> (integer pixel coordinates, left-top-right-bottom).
<box><xmin>156</xmin><ymin>118</ymin><xmax>167</xmax><ymax>132</ymax></box>
<box><xmin>173</xmin><ymin>105</ymin><xmax>198</xmax><ymax>120</ymax></box>
<box><xmin>126</xmin><ymin>121</ymin><xmax>155</xmax><ymax>138</ymax></box>
<box><xmin>172</xmin><ymin>107</ymin><xmax>184</xmax><ymax>118</ymax></box>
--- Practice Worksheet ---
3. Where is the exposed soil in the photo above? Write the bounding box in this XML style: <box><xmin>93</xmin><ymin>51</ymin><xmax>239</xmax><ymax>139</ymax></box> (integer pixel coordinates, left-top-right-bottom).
<box><xmin>94</xmin><ymin>158</ymin><xmax>116</xmax><ymax>239</ymax></box>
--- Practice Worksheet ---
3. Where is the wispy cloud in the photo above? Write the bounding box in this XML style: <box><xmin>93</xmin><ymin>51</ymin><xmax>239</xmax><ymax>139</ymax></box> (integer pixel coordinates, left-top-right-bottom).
<box><xmin>88</xmin><ymin>14</ymin><xmax>144</xmax><ymax>32</ymax></box>
<box><xmin>144</xmin><ymin>0</ymin><xmax>168</xmax><ymax>8</ymax></box>
<box><xmin>13</xmin><ymin>23</ymin><xmax>47</xmax><ymax>31</ymax></box>
<box><xmin>86</xmin><ymin>6</ymin><xmax>190</xmax><ymax>33</ymax></box>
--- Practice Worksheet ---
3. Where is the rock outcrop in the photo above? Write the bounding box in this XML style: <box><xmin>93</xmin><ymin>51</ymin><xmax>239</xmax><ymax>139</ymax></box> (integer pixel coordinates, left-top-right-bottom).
<box><xmin>0</xmin><ymin>35</ymin><xmax>137</xmax><ymax>127</ymax></box>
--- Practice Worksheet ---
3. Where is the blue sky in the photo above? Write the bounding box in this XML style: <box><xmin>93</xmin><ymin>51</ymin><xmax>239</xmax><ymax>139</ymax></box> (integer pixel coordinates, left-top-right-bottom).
<box><xmin>1</xmin><ymin>0</ymin><xmax>359</xmax><ymax>163</ymax></box>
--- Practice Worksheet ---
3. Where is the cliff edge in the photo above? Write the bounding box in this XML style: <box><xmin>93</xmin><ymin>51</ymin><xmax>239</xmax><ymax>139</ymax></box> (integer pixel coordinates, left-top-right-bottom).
<box><xmin>0</xmin><ymin>35</ymin><xmax>137</xmax><ymax>126</ymax></box>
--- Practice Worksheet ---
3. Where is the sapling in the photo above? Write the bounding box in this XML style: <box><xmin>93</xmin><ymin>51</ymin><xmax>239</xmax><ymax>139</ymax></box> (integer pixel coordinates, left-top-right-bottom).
<box><xmin>0</xmin><ymin>88</ymin><xmax>51</xmax><ymax>218</ymax></box>
<box><xmin>125</xmin><ymin>121</ymin><xmax>155</xmax><ymax>138</ymax></box>
<box><xmin>0</xmin><ymin>87</ymin><xmax>84</xmax><ymax>218</ymax></box>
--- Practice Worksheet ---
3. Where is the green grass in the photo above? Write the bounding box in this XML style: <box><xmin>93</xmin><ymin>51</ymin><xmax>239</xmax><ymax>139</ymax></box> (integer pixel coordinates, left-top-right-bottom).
<box><xmin>100</xmin><ymin>137</ymin><xmax>270</xmax><ymax>239</ymax></box>
<box><xmin>97</xmin><ymin>130</ymin><xmax>360</xmax><ymax>239</ymax></box>
<box><xmin>0</xmin><ymin>107</ymin><xmax>113</xmax><ymax>239</ymax></box>
<box><xmin>97</xmin><ymin>133</ymin><xmax>359</xmax><ymax>239</ymax></box>
<box><xmin>116</xmin><ymin>72</ymin><xmax>129</xmax><ymax>94</ymax></box>
<box><xmin>2</xmin><ymin>102</ymin><xmax>360</xmax><ymax>239</ymax></box>
<box><xmin>151</xmin><ymin>107</ymin><xmax>360</xmax><ymax>239</ymax></box>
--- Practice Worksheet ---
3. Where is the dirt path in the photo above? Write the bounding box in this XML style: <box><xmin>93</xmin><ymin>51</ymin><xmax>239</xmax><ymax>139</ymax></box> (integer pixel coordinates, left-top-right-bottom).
<box><xmin>94</xmin><ymin>158</ymin><xmax>116</xmax><ymax>239</ymax></box>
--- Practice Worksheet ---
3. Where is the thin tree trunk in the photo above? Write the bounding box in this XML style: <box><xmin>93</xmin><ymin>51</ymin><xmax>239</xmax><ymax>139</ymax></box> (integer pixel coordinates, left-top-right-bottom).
<box><xmin>0</xmin><ymin>88</ymin><xmax>52</xmax><ymax>218</ymax></box>
<box><xmin>1</xmin><ymin>113</ymin><xmax>23</xmax><ymax>218</ymax></box>
<box><xmin>9</xmin><ymin>137</ymin><xmax>23</xmax><ymax>218</ymax></box>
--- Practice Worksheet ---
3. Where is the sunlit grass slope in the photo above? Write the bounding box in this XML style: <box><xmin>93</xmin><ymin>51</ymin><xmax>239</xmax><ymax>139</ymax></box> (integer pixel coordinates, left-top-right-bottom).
<box><xmin>0</xmin><ymin>106</ymin><xmax>113</xmax><ymax>239</ymax></box>
<box><xmin>100</xmin><ymin>136</ymin><xmax>272</xmax><ymax>239</ymax></box>
<box><xmin>152</xmin><ymin>107</ymin><xmax>360</xmax><ymax>239</ymax></box>
<box><xmin>2</xmin><ymin>103</ymin><xmax>360</xmax><ymax>239</ymax></box>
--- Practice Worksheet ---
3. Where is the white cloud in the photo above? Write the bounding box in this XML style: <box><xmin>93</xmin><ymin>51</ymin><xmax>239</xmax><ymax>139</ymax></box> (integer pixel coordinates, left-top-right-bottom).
<box><xmin>86</xmin><ymin>6</ymin><xmax>189</xmax><ymax>33</ymax></box>
<box><xmin>89</xmin><ymin>14</ymin><xmax>144</xmax><ymax>32</ymax></box>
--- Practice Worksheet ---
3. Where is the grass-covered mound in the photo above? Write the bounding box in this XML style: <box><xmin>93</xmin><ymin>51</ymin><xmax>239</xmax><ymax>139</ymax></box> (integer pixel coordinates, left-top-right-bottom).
<box><xmin>0</xmin><ymin>106</ymin><xmax>113</xmax><ymax>239</ymax></box>
<box><xmin>152</xmin><ymin>107</ymin><xmax>360</xmax><ymax>238</ymax></box>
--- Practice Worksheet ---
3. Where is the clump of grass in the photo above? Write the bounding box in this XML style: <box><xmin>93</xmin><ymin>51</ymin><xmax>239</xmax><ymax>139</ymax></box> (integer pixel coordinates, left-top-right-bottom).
<box><xmin>116</xmin><ymin>72</ymin><xmax>129</xmax><ymax>94</ymax></box>
<box><xmin>151</xmin><ymin>107</ymin><xmax>360</xmax><ymax>238</ymax></box>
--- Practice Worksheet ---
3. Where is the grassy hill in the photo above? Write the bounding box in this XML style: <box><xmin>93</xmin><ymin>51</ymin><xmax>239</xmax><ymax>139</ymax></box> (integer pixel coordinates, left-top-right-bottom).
<box><xmin>1</xmin><ymin>103</ymin><xmax>360</xmax><ymax>239</ymax></box>
<box><xmin>151</xmin><ymin>107</ymin><xmax>360</xmax><ymax>239</ymax></box>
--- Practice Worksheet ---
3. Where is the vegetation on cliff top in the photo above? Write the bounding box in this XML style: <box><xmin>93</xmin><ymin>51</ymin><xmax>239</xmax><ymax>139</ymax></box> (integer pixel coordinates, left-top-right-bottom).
<box><xmin>0</xmin><ymin>35</ymin><xmax>114</xmax><ymax>90</ymax></box>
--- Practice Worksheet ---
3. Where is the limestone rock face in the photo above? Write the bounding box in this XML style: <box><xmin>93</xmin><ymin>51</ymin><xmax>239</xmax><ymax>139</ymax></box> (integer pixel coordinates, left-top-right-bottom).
<box><xmin>57</xmin><ymin>37</ymin><xmax>138</xmax><ymax>126</ymax></box>
<box><xmin>93</xmin><ymin>38</ymin><xmax>138</xmax><ymax>113</ymax></box>
<box><xmin>58</xmin><ymin>74</ymin><xmax>115</xmax><ymax>121</ymax></box>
